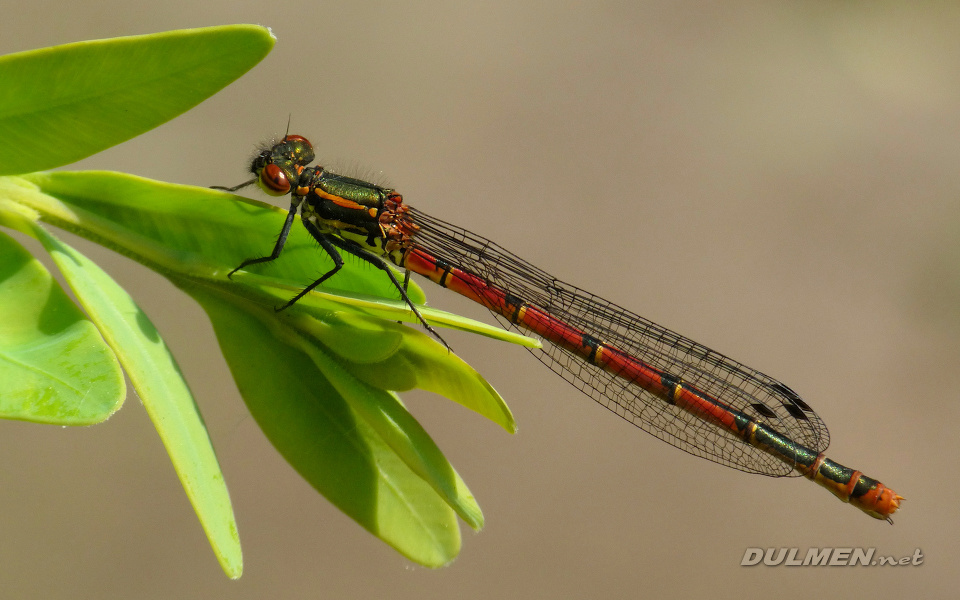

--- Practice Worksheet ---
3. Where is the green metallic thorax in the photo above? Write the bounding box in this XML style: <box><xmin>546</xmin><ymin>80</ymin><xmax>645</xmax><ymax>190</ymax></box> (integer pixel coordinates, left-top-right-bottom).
<box><xmin>296</xmin><ymin>166</ymin><xmax>394</xmax><ymax>255</ymax></box>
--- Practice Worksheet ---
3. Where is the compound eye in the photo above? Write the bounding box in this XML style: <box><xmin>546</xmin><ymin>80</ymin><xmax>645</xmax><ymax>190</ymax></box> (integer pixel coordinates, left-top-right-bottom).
<box><xmin>258</xmin><ymin>163</ymin><xmax>292</xmax><ymax>196</ymax></box>
<box><xmin>282</xmin><ymin>135</ymin><xmax>315</xmax><ymax>166</ymax></box>
<box><xmin>284</xmin><ymin>134</ymin><xmax>312</xmax><ymax>149</ymax></box>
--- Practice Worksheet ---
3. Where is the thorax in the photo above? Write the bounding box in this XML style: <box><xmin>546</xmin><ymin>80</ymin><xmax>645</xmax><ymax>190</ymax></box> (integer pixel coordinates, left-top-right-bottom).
<box><xmin>296</xmin><ymin>167</ymin><xmax>418</xmax><ymax>263</ymax></box>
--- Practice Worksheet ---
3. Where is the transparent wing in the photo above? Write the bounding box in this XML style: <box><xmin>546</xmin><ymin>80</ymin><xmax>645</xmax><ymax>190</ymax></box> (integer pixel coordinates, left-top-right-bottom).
<box><xmin>407</xmin><ymin>208</ymin><xmax>829</xmax><ymax>476</ymax></box>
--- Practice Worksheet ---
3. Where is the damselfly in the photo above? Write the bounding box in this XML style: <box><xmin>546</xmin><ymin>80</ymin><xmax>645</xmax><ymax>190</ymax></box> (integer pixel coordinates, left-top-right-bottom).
<box><xmin>214</xmin><ymin>135</ymin><xmax>902</xmax><ymax>521</ymax></box>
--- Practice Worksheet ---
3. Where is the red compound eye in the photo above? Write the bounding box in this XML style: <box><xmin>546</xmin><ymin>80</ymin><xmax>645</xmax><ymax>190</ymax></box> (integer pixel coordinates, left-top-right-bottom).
<box><xmin>284</xmin><ymin>134</ymin><xmax>312</xmax><ymax>149</ymax></box>
<box><xmin>258</xmin><ymin>163</ymin><xmax>291</xmax><ymax>196</ymax></box>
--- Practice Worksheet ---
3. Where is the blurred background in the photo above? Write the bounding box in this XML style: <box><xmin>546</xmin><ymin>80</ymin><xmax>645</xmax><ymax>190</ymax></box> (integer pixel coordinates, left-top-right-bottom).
<box><xmin>1</xmin><ymin>1</ymin><xmax>956</xmax><ymax>598</ymax></box>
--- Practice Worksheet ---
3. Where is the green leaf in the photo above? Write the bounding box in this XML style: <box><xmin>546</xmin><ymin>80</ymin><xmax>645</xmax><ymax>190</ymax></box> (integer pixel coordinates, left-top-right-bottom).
<box><xmin>0</xmin><ymin>25</ymin><xmax>526</xmax><ymax>572</ymax></box>
<box><xmin>13</xmin><ymin>170</ymin><xmax>427</xmax><ymax>302</ymax></box>
<box><xmin>0</xmin><ymin>229</ymin><xmax>123</xmax><ymax>424</ymax></box>
<box><xmin>296</xmin><ymin>310</ymin><xmax>515</xmax><ymax>432</ymax></box>
<box><xmin>194</xmin><ymin>288</ymin><xmax>463</xmax><ymax>567</ymax></box>
<box><xmin>2</xmin><ymin>168</ymin><xmax>530</xmax><ymax>567</ymax></box>
<box><xmin>274</xmin><ymin>311</ymin><xmax>485</xmax><ymax>530</ymax></box>
<box><xmin>24</xmin><ymin>223</ymin><xmax>242</xmax><ymax>578</ymax></box>
<box><xmin>0</xmin><ymin>25</ymin><xmax>275</xmax><ymax>175</ymax></box>
<box><xmin>12</xmin><ymin>170</ymin><xmax>537</xmax><ymax>346</ymax></box>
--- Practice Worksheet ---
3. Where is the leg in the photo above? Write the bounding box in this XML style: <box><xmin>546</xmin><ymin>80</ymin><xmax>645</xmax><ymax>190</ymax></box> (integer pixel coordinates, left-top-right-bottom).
<box><xmin>398</xmin><ymin>269</ymin><xmax>412</xmax><ymax>325</ymax></box>
<box><xmin>323</xmin><ymin>235</ymin><xmax>451</xmax><ymax>351</ymax></box>
<box><xmin>211</xmin><ymin>179</ymin><xmax>256</xmax><ymax>192</ymax></box>
<box><xmin>228</xmin><ymin>198</ymin><xmax>302</xmax><ymax>278</ymax></box>
<box><xmin>275</xmin><ymin>227</ymin><xmax>345</xmax><ymax>311</ymax></box>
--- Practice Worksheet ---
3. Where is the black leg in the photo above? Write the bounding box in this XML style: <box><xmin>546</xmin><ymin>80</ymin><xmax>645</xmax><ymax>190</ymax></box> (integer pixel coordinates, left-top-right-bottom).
<box><xmin>228</xmin><ymin>198</ymin><xmax>302</xmax><ymax>278</ymax></box>
<box><xmin>211</xmin><ymin>179</ymin><xmax>257</xmax><ymax>192</ymax></box>
<box><xmin>320</xmin><ymin>230</ymin><xmax>450</xmax><ymax>350</ymax></box>
<box><xmin>398</xmin><ymin>269</ymin><xmax>412</xmax><ymax>326</ymax></box>
<box><xmin>274</xmin><ymin>222</ymin><xmax>346</xmax><ymax>311</ymax></box>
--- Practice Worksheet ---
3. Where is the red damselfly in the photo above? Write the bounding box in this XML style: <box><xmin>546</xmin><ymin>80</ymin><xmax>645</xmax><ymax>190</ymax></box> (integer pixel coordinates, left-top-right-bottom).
<box><xmin>214</xmin><ymin>134</ymin><xmax>902</xmax><ymax>521</ymax></box>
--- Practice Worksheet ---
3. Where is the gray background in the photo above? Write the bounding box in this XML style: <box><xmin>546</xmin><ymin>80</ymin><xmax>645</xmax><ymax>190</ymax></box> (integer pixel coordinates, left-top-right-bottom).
<box><xmin>1</xmin><ymin>1</ymin><xmax>955</xmax><ymax>598</ymax></box>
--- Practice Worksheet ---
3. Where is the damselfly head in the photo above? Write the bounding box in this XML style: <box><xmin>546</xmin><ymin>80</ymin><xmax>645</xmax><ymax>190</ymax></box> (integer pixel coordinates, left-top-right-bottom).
<box><xmin>273</xmin><ymin>134</ymin><xmax>315</xmax><ymax>168</ymax></box>
<box><xmin>248</xmin><ymin>135</ymin><xmax>316</xmax><ymax>196</ymax></box>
